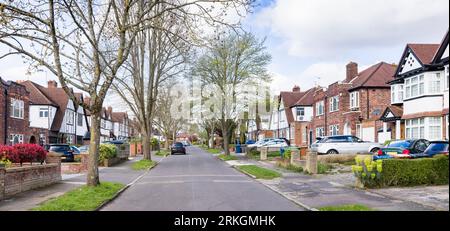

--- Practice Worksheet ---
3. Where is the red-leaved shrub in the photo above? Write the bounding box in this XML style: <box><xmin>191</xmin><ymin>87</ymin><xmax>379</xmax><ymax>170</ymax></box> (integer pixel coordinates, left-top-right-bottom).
<box><xmin>0</xmin><ymin>145</ymin><xmax>19</xmax><ymax>162</ymax></box>
<box><xmin>12</xmin><ymin>144</ymin><xmax>47</xmax><ymax>165</ymax></box>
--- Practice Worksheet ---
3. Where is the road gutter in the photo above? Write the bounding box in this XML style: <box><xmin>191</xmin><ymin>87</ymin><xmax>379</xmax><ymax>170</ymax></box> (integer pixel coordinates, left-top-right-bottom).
<box><xmin>95</xmin><ymin>156</ymin><xmax>165</xmax><ymax>211</ymax></box>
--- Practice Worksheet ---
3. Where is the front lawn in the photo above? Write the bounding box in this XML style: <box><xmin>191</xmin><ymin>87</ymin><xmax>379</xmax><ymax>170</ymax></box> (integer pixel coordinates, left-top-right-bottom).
<box><xmin>32</xmin><ymin>182</ymin><xmax>124</xmax><ymax>211</ymax></box>
<box><xmin>206</xmin><ymin>148</ymin><xmax>222</xmax><ymax>154</ymax></box>
<box><xmin>236</xmin><ymin>165</ymin><xmax>282</xmax><ymax>179</ymax></box>
<box><xmin>218</xmin><ymin>154</ymin><xmax>238</xmax><ymax>161</ymax></box>
<box><xmin>132</xmin><ymin>159</ymin><xmax>157</xmax><ymax>170</ymax></box>
<box><xmin>319</xmin><ymin>204</ymin><xmax>374</xmax><ymax>211</ymax></box>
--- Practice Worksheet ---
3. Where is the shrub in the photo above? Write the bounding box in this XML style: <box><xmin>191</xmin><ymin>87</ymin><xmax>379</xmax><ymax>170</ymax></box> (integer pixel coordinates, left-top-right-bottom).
<box><xmin>150</xmin><ymin>138</ymin><xmax>159</xmax><ymax>147</ymax></box>
<box><xmin>352</xmin><ymin>155</ymin><xmax>449</xmax><ymax>188</ymax></box>
<box><xmin>13</xmin><ymin>144</ymin><xmax>47</xmax><ymax>165</ymax></box>
<box><xmin>0</xmin><ymin>145</ymin><xmax>17</xmax><ymax>163</ymax></box>
<box><xmin>317</xmin><ymin>162</ymin><xmax>333</xmax><ymax>174</ymax></box>
<box><xmin>98</xmin><ymin>144</ymin><xmax>117</xmax><ymax>163</ymax></box>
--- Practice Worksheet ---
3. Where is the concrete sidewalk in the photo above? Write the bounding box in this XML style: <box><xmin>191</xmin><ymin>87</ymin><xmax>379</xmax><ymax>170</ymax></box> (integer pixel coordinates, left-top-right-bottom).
<box><xmin>0</xmin><ymin>155</ymin><xmax>163</xmax><ymax>211</ymax></box>
<box><xmin>223</xmin><ymin>157</ymin><xmax>446</xmax><ymax>211</ymax></box>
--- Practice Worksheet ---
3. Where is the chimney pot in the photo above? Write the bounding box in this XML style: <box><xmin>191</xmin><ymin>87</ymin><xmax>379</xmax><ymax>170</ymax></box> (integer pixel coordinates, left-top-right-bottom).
<box><xmin>292</xmin><ymin>85</ymin><xmax>301</xmax><ymax>92</ymax></box>
<box><xmin>47</xmin><ymin>80</ymin><xmax>58</xmax><ymax>88</ymax></box>
<box><xmin>346</xmin><ymin>62</ymin><xmax>358</xmax><ymax>82</ymax></box>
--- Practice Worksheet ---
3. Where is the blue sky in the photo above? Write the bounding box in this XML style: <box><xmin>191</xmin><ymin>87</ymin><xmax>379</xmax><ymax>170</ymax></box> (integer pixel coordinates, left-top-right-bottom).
<box><xmin>0</xmin><ymin>0</ymin><xmax>449</xmax><ymax>99</ymax></box>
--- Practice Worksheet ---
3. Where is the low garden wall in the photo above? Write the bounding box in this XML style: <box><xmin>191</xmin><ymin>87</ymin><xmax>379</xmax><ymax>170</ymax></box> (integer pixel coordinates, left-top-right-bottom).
<box><xmin>0</xmin><ymin>155</ymin><xmax>61</xmax><ymax>200</ymax></box>
<box><xmin>318</xmin><ymin>154</ymin><xmax>357</xmax><ymax>164</ymax></box>
<box><xmin>352</xmin><ymin>154</ymin><xmax>449</xmax><ymax>188</ymax></box>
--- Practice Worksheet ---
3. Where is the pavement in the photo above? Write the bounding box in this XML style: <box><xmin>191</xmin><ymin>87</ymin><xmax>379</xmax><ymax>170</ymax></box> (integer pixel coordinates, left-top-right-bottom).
<box><xmin>0</xmin><ymin>155</ymin><xmax>163</xmax><ymax>211</ymax></box>
<box><xmin>101</xmin><ymin>146</ymin><xmax>304</xmax><ymax>211</ymax></box>
<box><xmin>222</xmin><ymin>154</ymin><xmax>448</xmax><ymax>211</ymax></box>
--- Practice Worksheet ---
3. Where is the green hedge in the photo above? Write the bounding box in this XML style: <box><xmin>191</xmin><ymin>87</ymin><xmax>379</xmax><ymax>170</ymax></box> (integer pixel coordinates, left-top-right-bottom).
<box><xmin>353</xmin><ymin>155</ymin><xmax>449</xmax><ymax>188</ymax></box>
<box><xmin>99</xmin><ymin>144</ymin><xmax>117</xmax><ymax>163</ymax></box>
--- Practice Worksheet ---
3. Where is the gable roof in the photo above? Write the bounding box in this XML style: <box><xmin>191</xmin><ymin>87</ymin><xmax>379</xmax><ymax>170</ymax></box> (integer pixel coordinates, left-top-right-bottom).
<box><xmin>20</xmin><ymin>81</ymin><xmax>58</xmax><ymax>106</ymax></box>
<box><xmin>111</xmin><ymin>112</ymin><xmax>128</xmax><ymax>123</ymax></box>
<box><xmin>293</xmin><ymin>87</ymin><xmax>316</xmax><ymax>106</ymax></box>
<box><xmin>279</xmin><ymin>90</ymin><xmax>307</xmax><ymax>124</ymax></box>
<box><xmin>432</xmin><ymin>30</ymin><xmax>449</xmax><ymax>64</ymax></box>
<box><xmin>349</xmin><ymin>62</ymin><xmax>396</xmax><ymax>90</ymax></box>
<box><xmin>380</xmin><ymin>105</ymin><xmax>403</xmax><ymax>122</ymax></box>
<box><xmin>408</xmin><ymin>44</ymin><xmax>440</xmax><ymax>65</ymax></box>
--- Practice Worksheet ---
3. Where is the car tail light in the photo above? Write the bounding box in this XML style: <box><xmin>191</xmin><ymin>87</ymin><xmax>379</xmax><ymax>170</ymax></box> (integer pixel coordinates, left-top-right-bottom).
<box><xmin>402</xmin><ymin>149</ymin><xmax>410</xmax><ymax>155</ymax></box>
<box><xmin>377</xmin><ymin>150</ymin><xmax>383</xmax><ymax>156</ymax></box>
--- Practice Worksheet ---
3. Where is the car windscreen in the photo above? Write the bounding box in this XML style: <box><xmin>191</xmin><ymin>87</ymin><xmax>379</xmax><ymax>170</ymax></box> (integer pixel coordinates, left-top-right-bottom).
<box><xmin>425</xmin><ymin>143</ymin><xmax>449</xmax><ymax>153</ymax></box>
<box><xmin>173</xmin><ymin>143</ymin><xmax>184</xmax><ymax>147</ymax></box>
<box><xmin>49</xmin><ymin>146</ymin><xmax>70</xmax><ymax>152</ymax></box>
<box><xmin>388</xmin><ymin>141</ymin><xmax>411</xmax><ymax>148</ymax></box>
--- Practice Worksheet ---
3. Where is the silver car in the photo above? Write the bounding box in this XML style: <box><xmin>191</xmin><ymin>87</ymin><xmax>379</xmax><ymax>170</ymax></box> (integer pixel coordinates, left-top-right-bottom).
<box><xmin>310</xmin><ymin>135</ymin><xmax>382</xmax><ymax>154</ymax></box>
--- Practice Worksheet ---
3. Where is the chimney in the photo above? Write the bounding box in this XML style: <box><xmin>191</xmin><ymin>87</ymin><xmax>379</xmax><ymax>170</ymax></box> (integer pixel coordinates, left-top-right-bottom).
<box><xmin>292</xmin><ymin>85</ymin><xmax>301</xmax><ymax>92</ymax></box>
<box><xmin>47</xmin><ymin>80</ymin><xmax>58</xmax><ymax>88</ymax></box>
<box><xmin>108</xmin><ymin>106</ymin><xmax>113</xmax><ymax>114</ymax></box>
<box><xmin>346</xmin><ymin>62</ymin><xmax>358</xmax><ymax>82</ymax></box>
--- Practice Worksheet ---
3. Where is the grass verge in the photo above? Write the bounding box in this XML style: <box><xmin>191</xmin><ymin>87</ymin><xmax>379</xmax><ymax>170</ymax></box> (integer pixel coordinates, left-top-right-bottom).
<box><xmin>155</xmin><ymin>150</ymin><xmax>169</xmax><ymax>157</ymax></box>
<box><xmin>218</xmin><ymin>154</ymin><xmax>238</xmax><ymax>161</ymax></box>
<box><xmin>32</xmin><ymin>182</ymin><xmax>124</xmax><ymax>211</ymax></box>
<box><xmin>236</xmin><ymin>165</ymin><xmax>282</xmax><ymax>179</ymax></box>
<box><xmin>276</xmin><ymin>162</ymin><xmax>304</xmax><ymax>173</ymax></box>
<box><xmin>319</xmin><ymin>204</ymin><xmax>374</xmax><ymax>211</ymax></box>
<box><xmin>206</xmin><ymin>148</ymin><xmax>222</xmax><ymax>154</ymax></box>
<box><xmin>318</xmin><ymin>162</ymin><xmax>334</xmax><ymax>174</ymax></box>
<box><xmin>131</xmin><ymin>159</ymin><xmax>157</xmax><ymax>170</ymax></box>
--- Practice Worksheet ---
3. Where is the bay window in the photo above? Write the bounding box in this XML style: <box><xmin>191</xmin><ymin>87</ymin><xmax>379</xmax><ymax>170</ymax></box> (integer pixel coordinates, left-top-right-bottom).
<box><xmin>406</xmin><ymin>117</ymin><xmax>442</xmax><ymax>140</ymax></box>
<box><xmin>406</xmin><ymin>118</ymin><xmax>425</xmax><ymax>139</ymax></box>
<box><xmin>350</xmin><ymin>91</ymin><xmax>360</xmax><ymax>109</ymax></box>
<box><xmin>39</xmin><ymin>107</ymin><xmax>49</xmax><ymax>118</ymax></box>
<box><xmin>391</xmin><ymin>84</ymin><xmax>404</xmax><ymax>104</ymax></box>
<box><xmin>429</xmin><ymin>73</ymin><xmax>441</xmax><ymax>94</ymax></box>
<box><xmin>428</xmin><ymin>117</ymin><xmax>442</xmax><ymax>140</ymax></box>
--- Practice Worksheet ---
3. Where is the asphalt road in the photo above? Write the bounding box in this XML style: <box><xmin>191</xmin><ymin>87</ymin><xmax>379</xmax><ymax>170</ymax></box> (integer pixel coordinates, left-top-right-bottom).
<box><xmin>102</xmin><ymin>146</ymin><xmax>304</xmax><ymax>211</ymax></box>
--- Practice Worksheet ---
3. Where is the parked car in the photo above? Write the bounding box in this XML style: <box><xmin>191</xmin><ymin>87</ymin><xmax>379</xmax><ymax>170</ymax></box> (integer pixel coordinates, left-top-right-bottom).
<box><xmin>310</xmin><ymin>135</ymin><xmax>382</xmax><ymax>155</ymax></box>
<box><xmin>409</xmin><ymin>141</ymin><xmax>448</xmax><ymax>159</ymax></box>
<box><xmin>171</xmin><ymin>142</ymin><xmax>186</xmax><ymax>155</ymax></box>
<box><xmin>247</xmin><ymin>138</ymin><xmax>275</xmax><ymax>148</ymax></box>
<box><xmin>44</xmin><ymin>144</ymin><xmax>75</xmax><ymax>162</ymax></box>
<box><xmin>78</xmin><ymin>145</ymin><xmax>89</xmax><ymax>153</ymax></box>
<box><xmin>104</xmin><ymin>140</ymin><xmax>125</xmax><ymax>145</ymax></box>
<box><xmin>375</xmin><ymin>139</ymin><xmax>430</xmax><ymax>159</ymax></box>
<box><xmin>261</xmin><ymin>139</ymin><xmax>289</xmax><ymax>148</ymax></box>
<box><xmin>70</xmin><ymin>146</ymin><xmax>81</xmax><ymax>154</ymax></box>
<box><xmin>181</xmin><ymin>140</ymin><xmax>191</xmax><ymax>147</ymax></box>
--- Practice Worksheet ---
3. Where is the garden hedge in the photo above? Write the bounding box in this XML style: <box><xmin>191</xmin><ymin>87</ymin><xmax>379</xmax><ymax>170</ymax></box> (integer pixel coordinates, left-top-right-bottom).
<box><xmin>353</xmin><ymin>155</ymin><xmax>449</xmax><ymax>188</ymax></box>
<box><xmin>98</xmin><ymin>144</ymin><xmax>118</xmax><ymax>163</ymax></box>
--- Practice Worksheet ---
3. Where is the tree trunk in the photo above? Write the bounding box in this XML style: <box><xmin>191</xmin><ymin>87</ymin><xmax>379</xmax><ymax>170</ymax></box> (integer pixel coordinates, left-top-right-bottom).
<box><xmin>87</xmin><ymin>114</ymin><xmax>101</xmax><ymax>186</ymax></box>
<box><xmin>142</xmin><ymin>133</ymin><xmax>152</xmax><ymax>160</ymax></box>
<box><xmin>164</xmin><ymin>136</ymin><xmax>169</xmax><ymax>150</ymax></box>
<box><xmin>223</xmin><ymin>124</ymin><xmax>230</xmax><ymax>155</ymax></box>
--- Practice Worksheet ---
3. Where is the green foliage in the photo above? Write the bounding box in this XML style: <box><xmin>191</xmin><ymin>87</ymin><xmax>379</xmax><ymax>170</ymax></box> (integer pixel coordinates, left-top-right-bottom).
<box><xmin>247</xmin><ymin>149</ymin><xmax>261</xmax><ymax>159</ymax></box>
<box><xmin>0</xmin><ymin>157</ymin><xmax>12</xmax><ymax>168</ymax></box>
<box><xmin>353</xmin><ymin>155</ymin><xmax>449</xmax><ymax>188</ymax></box>
<box><xmin>98</xmin><ymin>144</ymin><xmax>117</xmax><ymax>163</ymax></box>
<box><xmin>155</xmin><ymin>150</ymin><xmax>169</xmax><ymax>156</ymax></box>
<box><xmin>206</xmin><ymin>148</ymin><xmax>222</xmax><ymax>154</ymax></box>
<box><xmin>283</xmin><ymin>149</ymin><xmax>291</xmax><ymax>161</ymax></box>
<box><xmin>132</xmin><ymin>159</ymin><xmax>156</xmax><ymax>171</ymax></box>
<box><xmin>276</xmin><ymin>163</ymin><xmax>303</xmax><ymax>173</ymax></box>
<box><xmin>32</xmin><ymin>182</ymin><xmax>124</xmax><ymax>211</ymax></box>
<box><xmin>150</xmin><ymin>138</ymin><xmax>159</xmax><ymax>147</ymax></box>
<box><xmin>237</xmin><ymin>165</ymin><xmax>282</xmax><ymax>179</ymax></box>
<box><xmin>218</xmin><ymin>154</ymin><xmax>238</xmax><ymax>161</ymax></box>
<box><xmin>319</xmin><ymin>204</ymin><xmax>374</xmax><ymax>211</ymax></box>
<box><xmin>317</xmin><ymin>162</ymin><xmax>333</xmax><ymax>174</ymax></box>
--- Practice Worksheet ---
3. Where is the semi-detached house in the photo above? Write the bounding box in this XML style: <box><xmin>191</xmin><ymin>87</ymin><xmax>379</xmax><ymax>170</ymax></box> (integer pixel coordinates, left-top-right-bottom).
<box><xmin>21</xmin><ymin>80</ymin><xmax>89</xmax><ymax>145</ymax></box>
<box><xmin>382</xmin><ymin>30</ymin><xmax>449</xmax><ymax>141</ymax></box>
<box><xmin>311</xmin><ymin>61</ymin><xmax>396</xmax><ymax>143</ymax></box>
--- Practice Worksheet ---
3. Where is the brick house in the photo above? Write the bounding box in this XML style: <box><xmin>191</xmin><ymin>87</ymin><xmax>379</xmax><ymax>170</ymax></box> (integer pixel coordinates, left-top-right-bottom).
<box><xmin>383</xmin><ymin>30</ymin><xmax>449</xmax><ymax>141</ymax></box>
<box><xmin>0</xmin><ymin>77</ymin><xmax>30</xmax><ymax>145</ymax></box>
<box><xmin>268</xmin><ymin>86</ymin><xmax>316</xmax><ymax>147</ymax></box>
<box><xmin>311</xmin><ymin>61</ymin><xmax>396</xmax><ymax>143</ymax></box>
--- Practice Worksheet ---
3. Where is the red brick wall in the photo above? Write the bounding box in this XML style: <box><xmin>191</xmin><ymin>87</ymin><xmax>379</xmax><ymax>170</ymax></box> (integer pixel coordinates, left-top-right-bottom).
<box><xmin>1</xmin><ymin>81</ymin><xmax>30</xmax><ymax>145</ymax></box>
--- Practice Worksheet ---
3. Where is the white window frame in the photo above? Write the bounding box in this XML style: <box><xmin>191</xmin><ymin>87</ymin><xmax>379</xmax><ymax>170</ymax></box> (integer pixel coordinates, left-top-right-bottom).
<box><xmin>428</xmin><ymin>73</ymin><xmax>442</xmax><ymax>94</ymax></box>
<box><xmin>445</xmin><ymin>65</ymin><xmax>449</xmax><ymax>90</ymax></box>
<box><xmin>316</xmin><ymin>127</ymin><xmax>325</xmax><ymax>138</ymax></box>
<box><xmin>329</xmin><ymin>96</ymin><xmax>339</xmax><ymax>112</ymax></box>
<box><xmin>329</xmin><ymin>125</ymin><xmax>339</xmax><ymax>136</ymax></box>
<box><xmin>356</xmin><ymin>124</ymin><xmax>362</xmax><ymax>138</ymax></box>
<box><xmin>296</xmin><ymin>107</ymin><xmax>305</xmax><ymax>117</ymax></box>
<box><xmin>405</xmin><ymin>75</ymin><xmax>425</xmax><ymax>99</ymax></box>
<box><xmin>39</xmin><ymin>107</ymin><xmax>49</xmax><ymax>118</ymax></box>
<box><xmin>349</xmin><ymin>91</ymin><xmax>360</xmax><ymax>109</ymax></box>
<box><xmin>66</xmin><ymin>110</ymin><xmax>74</xmax><ymax>125</ymax></box>
<box><xmin>428</xmin><ymin>117</ymin><xmax>442</xmax><ymax>141</ymax></box>
<box><xmin>77</xmin><ymin>113</ymin><xmax>83</xmax><ymax>126</ymax></box>
<box><xmin>405</xmin><ymin>118</ymin><xmax>425</xmax><ymax>139</ymax></box>
<box><xmin>10</xmin><ymin>98</ymin><xmax>24</xmax><ymax>119</ymax></box>
<box><xmin>316</xmin><ymin>101</ymin><xmax>324</xmax><ymax>116</ymax></box>
<box><xmin>10</xmin><ymin>134</ymin><xmax>24</xmax><ymax>145</ymax></box>
<box><xmin>391</xmin><ymin>84</ymin><xmax>404</xmax><ymax>104</ymax></box>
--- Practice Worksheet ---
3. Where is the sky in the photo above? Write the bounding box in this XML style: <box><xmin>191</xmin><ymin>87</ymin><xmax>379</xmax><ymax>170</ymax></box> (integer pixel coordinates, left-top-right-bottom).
<box><xmin>0</xmin><ymin>0</ymin><xmax>449</xmax><ymax>106</ymax></box>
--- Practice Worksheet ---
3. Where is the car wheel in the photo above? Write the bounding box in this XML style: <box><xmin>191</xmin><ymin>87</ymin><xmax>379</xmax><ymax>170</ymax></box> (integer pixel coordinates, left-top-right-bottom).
<box><xmin>370</xmin><ymin>148</ymin><xmax>380</xmax><ymax>154</ymax></box>
<box><xmin>326</xmin><ymin>149</ymin><xmax>339</xmax><ymax>154</ymax></box>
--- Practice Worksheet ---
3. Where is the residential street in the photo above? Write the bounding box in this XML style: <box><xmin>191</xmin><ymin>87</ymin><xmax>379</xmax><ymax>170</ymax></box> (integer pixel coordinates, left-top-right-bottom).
<box><xmin>102</xmin><ymin>146</ymin><xmax>304</xmax><ymax>211</ymax></box>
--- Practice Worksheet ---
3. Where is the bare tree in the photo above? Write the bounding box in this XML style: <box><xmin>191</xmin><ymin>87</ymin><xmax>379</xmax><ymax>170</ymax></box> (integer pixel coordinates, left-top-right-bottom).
<box><xmin>0</xmin><ymin>0</ymin><xmax>254</xmax><ymax>186</ymax></box>
<box><xmin>193</xmin><ymin>32</ymin><xmax>271</xmax><ymax>155</ymax></box>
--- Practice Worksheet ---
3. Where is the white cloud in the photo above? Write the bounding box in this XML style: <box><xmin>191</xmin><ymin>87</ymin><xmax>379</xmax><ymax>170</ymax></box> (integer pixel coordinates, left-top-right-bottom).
<box><xmin>252</xmin><ymin>0</ymin><xmax>449</xmax><ymax>58</ymax></box>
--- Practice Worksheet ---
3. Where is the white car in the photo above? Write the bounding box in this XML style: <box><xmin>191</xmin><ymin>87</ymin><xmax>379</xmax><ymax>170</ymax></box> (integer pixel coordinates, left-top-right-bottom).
<box><xmin>310</xmin><ymin>135</ymin><xmax>382</xmax><ymax>154</ymax></box>
<box><xmin>247</xmin><ymin>138</ymin><xmax>275</xmax><ymax>148</ymax></box>
<box><xmin>261</xmin><ymin>139</ymin><xmax>289</xmax><ymax>148</ymax></box>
